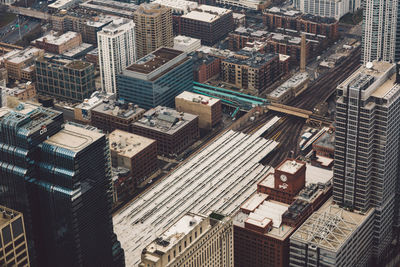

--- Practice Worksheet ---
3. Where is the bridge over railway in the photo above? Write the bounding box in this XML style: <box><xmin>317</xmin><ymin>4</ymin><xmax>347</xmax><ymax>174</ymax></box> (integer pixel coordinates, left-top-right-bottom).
<box><xmin>8</xmin><ymin>6</ymin><xmax>50</xmax><ymax>20</ymax></box>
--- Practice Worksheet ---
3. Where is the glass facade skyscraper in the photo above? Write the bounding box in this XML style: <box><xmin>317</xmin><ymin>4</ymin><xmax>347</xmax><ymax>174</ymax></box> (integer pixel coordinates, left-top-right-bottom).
<box><xmin>0</xmin><ymin>103</ymin><xmax>124</xmax><ymax>267</ymax></box>
<box><xmin>117</xmin><ymin>47</ymin><xmax>193</xmax><ymax>110</ymax></box>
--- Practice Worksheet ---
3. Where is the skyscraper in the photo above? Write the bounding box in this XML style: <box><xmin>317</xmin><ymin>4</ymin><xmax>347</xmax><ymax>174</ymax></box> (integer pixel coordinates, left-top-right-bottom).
<box><xmin>133</xmin><ymin>3</ymin><xmax>173</xmax><ymax>59</ymax></box>
<box><xmin>334</xmin><ymin>61</ymin><xmax>400</xmax><ymax>261</ymax></box>
<box><xmin>362</xmin><ymin>0</ymin><xmax>398</xmax><ymax>63</ymax></box>
<box><xmin>0</xmin><ymin>103</ymin><xmax>124</xmax><ymax>266</ymax></box>
<box><xmin>98</xmin><ymin>18</ymin><xmax>136</xmax><ymax>94</ymax></box>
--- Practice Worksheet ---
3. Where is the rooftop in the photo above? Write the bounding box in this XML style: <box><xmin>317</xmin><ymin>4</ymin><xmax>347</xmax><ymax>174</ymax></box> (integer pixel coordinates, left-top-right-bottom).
<box><xmin>277</xmin><ymin>159</ymin><xmax>305</xmax><ymax>174</ymax></box>
<box><xmin>79</xmin><ymin>0</ymin><xmax>138</xmax><ymax>17</ymax></box>
<box><xmin>313</xmin><ymin>130</ymin><xmax>334</xmax><ymax>150</ymax></box>
<box><xmin>113</xmin><ymin>117</ymin><xmax>280</xmax><ymax>266</ymax></box>
<box><xmin>92</xmin><ymin>99</ymin><xmax>145</xmax><ymax>119</ymax></box>
<box><xmin>44</xmin><ymin>123</ymin><xmax>103</xmax><ymax>153</ymax></box>
<box><xmin>99</xmin><ymin>18</ymin><xmax>134</xmax><ymax>36</ymax></box>
<box><xmin>109</xmin><ymin>129</ymin><xmax>156</xmax><ymax>158</ymax></box>
<box><xmin>62</xmin><ymin>43</ymin><xmax>94</xmax><ymax>58</ymax></box>
<box><xmin>133</xmin><ymin>106</ymin><xmax>197</xmax><ymax>135</ymax></box>
<box><xmin>65</xmin><ymin>60</ymin><xmax>91</xmax><ymax>70</ymax></box>
<box><xmin>75</xmin><ymin>91</ymin><xmax>115</xmax><ymax>110</ymax></box>
<box><xmin>291</xmin><ymin>198</ymin><xmax>374</xmax><ymax>252</ymax></box>
<box><xmin>266</xmin><ymin>7</ymin><xmax>301</xmax><ymax>17</ymax></box>
<box><xmin>153</xmin><ymin>0</ymin><xmax>198</xmax><ymax>14</ymax></box>
<box><xmin>176</xmin><ymin>91</ymin><xmax>220</xmax><ymax>106</ymax></box>
<box><xmin>223</xmin><ymin>51</ymin><xmax>278</xmax><ymax>68</ymax></box>
<box><xmin>135</xmin><ymin>3</ymin><xmax>169</xmax><ymax>16</ymax></box>
<box><xmin>126</xmin><ymin>47</ymin><xmax>184</xmax><ymax>74</ymax></box>
<box><xmin>48</xmin><ymin>0</ymin><xmax>77</xmax><ymax>9</ymax></box>
<box><xmin>269</xmin><ymin>72</ymin><xmax>309</xmax><ymax>99</ymax></box>
<box><xmin>5</xmin><ymin>47</ymin><xmax>42</xmax><ymax>64</ymax></box>
<box><xmin>182</xmin><ymin>5</ymin><xmax>231</xmax><ymax>23</ymax></box>
<box><xmin>0</xmin><ymin>205</ymin><xmax>21</xmax><ymax>228</ymax></box>
<box><xmin>33</xmin><ymin>31</ymin><xmax>80</xmax><ymax>46</ymax></box>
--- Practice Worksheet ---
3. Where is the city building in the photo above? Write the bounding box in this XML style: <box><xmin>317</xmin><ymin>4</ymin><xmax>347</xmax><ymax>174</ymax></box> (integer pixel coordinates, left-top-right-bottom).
<box><xmin>267</xmin><ymin>72</ymin><xmax>309</xmax><ymax>104</ymax></box>
<box><xmin>79</xmin><ymin>0</ymin><xmax>139</xmax><ymax>19</ymax></box>
<box><xmin>112</xmin><ymin>167</ymin><xmax>132</xmax><ymax>204</ymax></box>
<box><xmin>293</xmin><ymin>0</ymin><xmax>360</xmax><ymax>20</ymax></box>
<box><xmin>178</xmin><ymin>5</ymin><xmax>234</xmax><ymax>46</ymax></box>
<box><xmin>175</xmin><ymin>91</ymin><xmax>222</xmax><ymax>130</ymax></box>
<box><xmin>191</xmin><ymin>51</ymin><xmax>221</xmax><ymax>83</ymax></box>
<box><xmin>3</xmin><ymin>47</ymin><xmax>44</xmax><ymax>81</ymax></box>
<box><xmin>0</xmin><ymin>205</ymin><xmax>30</xmax><ymax>267</ymax></box>
<box><xmin>228</xmin><ymin>26</ymin><xmax>269</xmax><ymax>51</ymax></box>
<box><xmin>48</xmin><ymin>0</ymin><xmax>81</xmax><ymax>12</ymax></box>
<box><xmin>263</xmin><ymin>8</ymin><xmax>339</xmax><ymax>40</ymax></box>
<box><xmin>97</xmin><ymin>18</ymin><xmax>136</xmax><ymax>94</ymax></box>
<box><xmin>290</xmin><ymin>198</ymin><xmax>375</xmax><ymax>267</ymax></box>
<box><xmin>31</xmin><ymin>31</ymin><xmax>82</xmax><ymax>54</ymax></box>
<box><xmin>83</xmin><ymin>16</ymin><xmax>114</xmax><ymax>44</ymax></box>
<box><xmin>312</xmin><ymin>128</ymin><xmax>335</xmax><ymax>159</ymax></box>
<box><xmin>361</xmin><ymin>0</ymin><xmax>398</xmax><ymax>63</ymax></box>
<box><xmin>215</xmin><ymin>0</ymin><xmax>269</xmax><ymax>10</ymax></box>
<box><xmin>117</xmin><ymin>47</ymin><xmax>193</xmax><ymax>109</ymax></box>
<box><xmin>35</xmin><ymin>55</ymin><xmax>96</xmax><ymax>102</ymax></box>
<box><xmin>233</xmin><ymin>158</ymin><xmax>333</xmax><ymax>267</ymax></box>
<box><xmin>334</xmin><ymin>61</ymin><xmax>400</xmax><ymax>261</ymax></box>
<box><xmin>140</xmin><ymin>212</ymin><xmax>233</xmax><ymax>267</ymax></box>
<box><xmin>220</xmin><ymin>51</ymin><xmax>281</xmax><ymax>92</ymax></box>
<box><xmin>0</xmin><ymin>82</ymin><xmax>36</xmax><ymax>104</ymax></box>
<box><xmin>0</xmin><ymin>103</ymin><xmax>124</xmax><ymax>266</ymax></box>
<box><xmin>152</xmin><ymin>0</ymin><xmax>198</xmax><ymax>15</ymax></box>
<box><xmin>113</xmin><ymin>117</ymin><xmax>281</xmax><ymax>266</ymax></box>
<box><xmin>73</xmin><ymin>91</ymin><xmax>115</xmax><ymax>123</ymax></box>
<box><xmin>131</xmin><ymin>106</ymin><xmax>199</xmax><ymax>156</ymax></box>
<box><xmin>134</xmin><ymin>4</ymin><xmax>173</xmax><ymax>59</ymax></box>
<box><xmin>173</xmin><ymin>36</ymin><xmax>201</xmax><ymax>53</ymax></box>
<box><xmin>85</xmin><ymin>48</ymin><xmax>98</xmax><ymax>67</ymax></box>
<box><xmin>109</xmin><ymin>130</ymin><xmax>158</xmax><ymax>188</ymax></box>
<box><xmin>91</xmin><ymin>99</ymin><xmax>145</xmax><ymax>133</ymax></box>
<box><xmin>233</xmin><ymin>13</ymin><xmax>246</xmax><ymax>27</ymax></box>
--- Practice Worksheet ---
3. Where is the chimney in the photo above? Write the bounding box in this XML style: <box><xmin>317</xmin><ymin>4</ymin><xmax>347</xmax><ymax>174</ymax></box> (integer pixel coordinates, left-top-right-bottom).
<box><xmin>396</xmin><ymin>62</ymin><xmax>400</xmax><ymax>84</ymax></box>
<box><xmin>300</xmin><ymin>33</ymin><xmax>306</xmax><ymax>72</ymax></box>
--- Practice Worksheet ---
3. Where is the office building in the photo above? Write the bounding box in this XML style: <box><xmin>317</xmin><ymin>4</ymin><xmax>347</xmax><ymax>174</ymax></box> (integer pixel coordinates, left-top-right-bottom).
<box><xmin>109</xmin><ymin>129</ymin><xmax>158</xmax><ymax>187</ymax></box>
<box><xmin>3</xmin><ymin>47</ymin><xmax>44</xmax><ymax>81</ymax></box>
<box><xmin>140</xmin><ymin>212</ymin><xmax>233</xmax><ymax>267</ymax></box>
<box><xmin>134</xmin><ymin>3</ymin><xmax>173</xmax><ymax>59</ymax></box>
<box><xmin>362</xmin><ymin>0</ymin><xmax>398</xmax><ymax>63</ymax></box>
<box><xmin>31</xmin><ymin>31</ymin><xmax>82</xmax><ymax>54</ymax></box>
<box><xmin>220</xmin><ymin>51</ymin><xmax>281</xmax><ymax>92</ymax></box>
<box><xmin>293</xmin><ymin>0</ymin><xmax>359</xmax><ymax>20</ymax></box>
<box><xmin>0</xmin><ymin>205</ymin><xmax>30</xmax><ymax>267</ymax></box>
<box><xmin>0</xmin><ymin>103</ymin><xmax>124</xmax><ymax>266</ymax></box>
<box><xmin>97</xmin><ymin>18</ymin><xmax>136</xmax><ymax>94</ymax></box>
<box><xmin>175</xmin><ymin>91</ymin><xmax>221</xmax><ymax>130</ymax></box>
<box><xmin>91</xmin><ymin>99</ymin><xmax>145</xmax><ymax>133</ymax></box>
<box><xmin>173</xmin><ymin>36</ymin><xmax>201</xmax><ymax>53</ymax></box>
<box><xmin>334</xmin><ymin>61</ymin><xmax>400</xmax><ymax>260</ymax></box>
<box><xmin>131</xmin><ymin>106</ymin><xmax>199</xmax><ymax>156</ymax></box>
<box><xmin>117</xmin><ymin>47</ymin><xmax>193</xmax><ymax>109</ymax></box>
<box><xmin>290</xmin><ymin>199</ymin><xmax>374</xmax><ymax>267</ymax></box>
<box><xmin>35</xmin><ymin>55</ymin><xmax>96</xmax><ymax>102</ymax></box>
<box><xmin>113</xmin><ymin>117</ymin><xmax>281</xmax><ymax>266</ymax></box>
<box><xmin>178</xmin><ymin>5</ymin><xmax>234</xmax><ymax>46</ymax></box>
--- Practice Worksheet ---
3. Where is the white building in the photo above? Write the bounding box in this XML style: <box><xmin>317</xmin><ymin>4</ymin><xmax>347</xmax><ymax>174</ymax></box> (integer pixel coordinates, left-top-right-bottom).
<box><xmin>152</xmin><ymin>0</ymin><xmax>198</xmax><ymax>14</ymax></box>
<box><xmin>173</xmin><ymin>36</ymin><xmax>201</xmax><ymax>53</ymax></box>
<box><xmin>293</xmin><ymin>0</ymin><xmax>360</xmax><ymax>20</ymax></box>
<box><xmin>216</xmin><ymin>0</ymin><xmax>268</xmax><ymax>10</ymax></box>
<box><xmin>362</xmin><ymin>0</ymin><xmax>398</xmax><ymax>63</ymax></box>
<box><xmin>97</xmin><ymin>18</ymin><xmax>136</xmax><ymax>94</ymax></box>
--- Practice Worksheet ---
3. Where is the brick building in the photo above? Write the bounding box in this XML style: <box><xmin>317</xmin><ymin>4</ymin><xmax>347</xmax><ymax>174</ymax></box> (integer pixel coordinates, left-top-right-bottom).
<box><xmin>31</xmin><ymin>31</ymin><xmax>82</xmax><ymax>54</ymax></box>
<box><xmin>220</xmin><ymin>51</ymin><xmax>281</xmax><ymax>92</ymax></box>
<box><xmin>131</xmin><ymin>106</ymin><xmax>199</xmax><ymax>156</ymax></box>
<box><xmin>178</xmin><ymin>5</ymin><xmax>234</xmax><ymax>46</ymax></box>
<box><xmin>91</xmin><ymin>99</ymin><xmax>145</xmax><ymax>133</ymax></box>
<box><xmin>228</xmin><ymin>27</ymin><xmax>269</xmax><ymax>51</ymax></box>
<box><xmin>3</xmin><ymin>47</ymin><xmax>44</xmax><ymax>81</ymax></box>
<box><xmin>109</xmin><ymin>129</ymin><xmax>158</xmax><ymax>188</ymax></box>
<box><xmin>175</xmin><ymin>91</ymin><xmax>222</xmax><ymax>130</ymax></box>
<box><xmin>191</xmin><ymin>51</ymin><xmax>221</xmax><ymax>83</ymax></box>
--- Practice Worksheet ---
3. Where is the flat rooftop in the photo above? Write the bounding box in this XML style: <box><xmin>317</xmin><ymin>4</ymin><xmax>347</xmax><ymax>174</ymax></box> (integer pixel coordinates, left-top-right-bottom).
<box><xmin>291</xmin><ymin>198</ymin><xmax>374</xmax><ymax>252</ymax></box>
<box><xmin>223</xmin><ymin>51</ymin><xmax>278</xmax><ymax>68</ymax></box>
<box><xmin>153</xmin><ymin>0</ymin><xmax>198</xmax><ymax>13</ymax></box>
<box><xmin>109</xmin><ymin>129</ymin><xmax>155</xmax><ymax>158</ymax></box>
<box><xmin>92</xmin><ymin>100</ymin><xmax>145</xmax><ymax>120</ymax></box>
<box><xmin>99</xmin><ymin>18</ymin><xmax>133</xmax><ymax>35</ymax></box>
<box><xmin>127</xmin><ymin>48</ymin><xmax>184</xmax><ymax>74</ymax></box>
<box><xmin>133</xmin><ymin>106</ymin><xmax>197</xmax><ymax>135</ymax></box>
<box><xmin>48</xmin><ymin>0</ymin><xmax>76</xmax><ymax>9</ymax></box>
<box><xmin>277</xmin><ymin>159</ymin><xmax>305</xmax><ymax>174</ymax></box>
<box><xmin>113</xmin><ymin>117</ymin><xmax>280</xmax><ymax>266</ymax></box>
<box><xmin>5</xmin><ymin>47</ymin><xmax>42</xmax><ymax>64</ymax></box>
<box><xmin>314</xmin><ymin>130</ymin><xmax>334</xmax><ymax>150</ymax></box>
<box><xmin>176</xmin><ymin>91</ymin><xmax>220</xmax><ymax>106</ymax></box>
<box><xmin>65</xmin><ymin>60</ymin><xmax>91</xmax><ymax>70</ymax></box>
<box><xmin>44</xmin><ymin>123</ymin><xmax>103</xmax><ymax>153</ymax></box>
<box><xmin>182</xmin><ymin>5</ymin><xmax>231</xmax><ymax>23</ymax></box>
<box><xmin>34</xmin><ymin>31</ymin><xmax>80</xmax><ymax>46</ymax></box>
<box><xmin>269</xmin><ymin>72</ymin><xmax>309</xmax><ymax>99</ymax></box>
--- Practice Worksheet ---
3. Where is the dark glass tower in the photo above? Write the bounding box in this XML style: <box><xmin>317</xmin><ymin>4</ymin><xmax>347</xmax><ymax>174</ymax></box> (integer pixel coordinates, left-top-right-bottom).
<box><xmin>0</xmin><ymin>103</ymin><xmax>124</xmax><ymax>267</ymax></box>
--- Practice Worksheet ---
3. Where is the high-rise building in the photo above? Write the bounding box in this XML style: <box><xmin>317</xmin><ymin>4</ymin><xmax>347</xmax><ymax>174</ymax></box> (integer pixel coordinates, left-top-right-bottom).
<box><xmin>293</xmin><ymin>0</ymin><xmax>359</xmax><ymax>20</ymax></box>
<box><xmin>334</xmin><ymin>61</ymin><xmax>400</xmax><ymax>261</ymax></box>
<box><xmin>134</xmin><ymin>4</ymin><xmax>173</xmax><ymax>59</ymax></box>
<box><xmin>98</xmin><ymin>18</ymin><xmax>136</xmax><ymax>94</ymax></box>
<box><xmin>0</xmin><ymin>103</ymin><xmax>124</xmax><ymax>266</ymax></box>
<box><xmin>396</xmin><ymin>4</ymin><xmax>400</xmax><ymax>62</ymax></box>
<box><xmin>362</xmin><ymin>0</ymin><xmax>398</xmax><ymax>63</ymax></box>
<box><xmin>35</xmin><ymin>55</ymin><xmax>96</xmax><ymax>102</ymax></box>
<box><xmin>117</xmin><ymin>47</ymin><xmax>193</xmax><ymax>109</ymax></box>
<box><xmin>0</xmin><ymin>205</ymin><xmax>30</xmax><ymax>267</ymax></box>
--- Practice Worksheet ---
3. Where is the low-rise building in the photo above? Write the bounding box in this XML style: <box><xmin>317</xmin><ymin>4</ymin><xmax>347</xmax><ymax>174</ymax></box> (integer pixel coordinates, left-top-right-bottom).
<box><xmin>0</xmin><ymin>82</ymin><xmax>36</xmax><ymax>104</ymax></box>
<box><xmin>140</xmin><ymin>212</ymin><xmax>233</xmax><ymax>267</ymax></box>
<box><xmin>91</xmin><ymin>99</ymin><xmax>145</xmax><ymax>133</ymax></box>
<box><xmin>32</xmin><ymin>31</ymin><xmax>82</xmax><ymax>54</ymax></box>
<box><xmin>73</xmin><ymin>91</ymin><xmax>115</xmax><ymax>123</ymax></box>
<box><xmin>35</xmin><ymin>55</ymin><xmax>96</xmax><ymax>102</ymax></box>
<box><xmin>3</xmin><ymin>47</ymin><xmax>44</xmax><ymax>81</ymax></box>
<box><xmin>267</xmin><ymin>72</ymin><xmax>309</xmax><ymax>104</ymax></box>
<box><xmin>109</xmin><ymin>129</ymin><xmax>158</xmax><ymax>188</ymax></box>
<box><xmin>229</xmin><ymin>26</ymin><xmax>269</xmax><ymax>51</ymax></box>
<box><xmin>173</xmin><ymin>36</ymin><xmax>201</xmax><ymax>53</ymax></box>
<box><xmin>221</xmin><ymin>51</ymin><xmax>281</xmax><ymax>92</ymax></box>
<box><xmin>175</xmin><ymin>91</ymin><xmax>221</xmax><ymax>130</ymax></box>
<box><xmin>191</xmin><ymin>51</ymin><xmax>221</xmax><ymax>83</ymax></box>
<box><xmin>131</xmin><ymin>106</ymin><xmax>199</xmax><ymax>156</ymax></box>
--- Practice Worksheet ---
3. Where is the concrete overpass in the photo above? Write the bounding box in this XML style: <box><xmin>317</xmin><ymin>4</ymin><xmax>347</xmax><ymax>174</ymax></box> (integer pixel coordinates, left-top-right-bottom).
<box><xmin>8</xmin><ymin>6</ymin><xmax>50</xmax><ymax>20</ymax></box>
